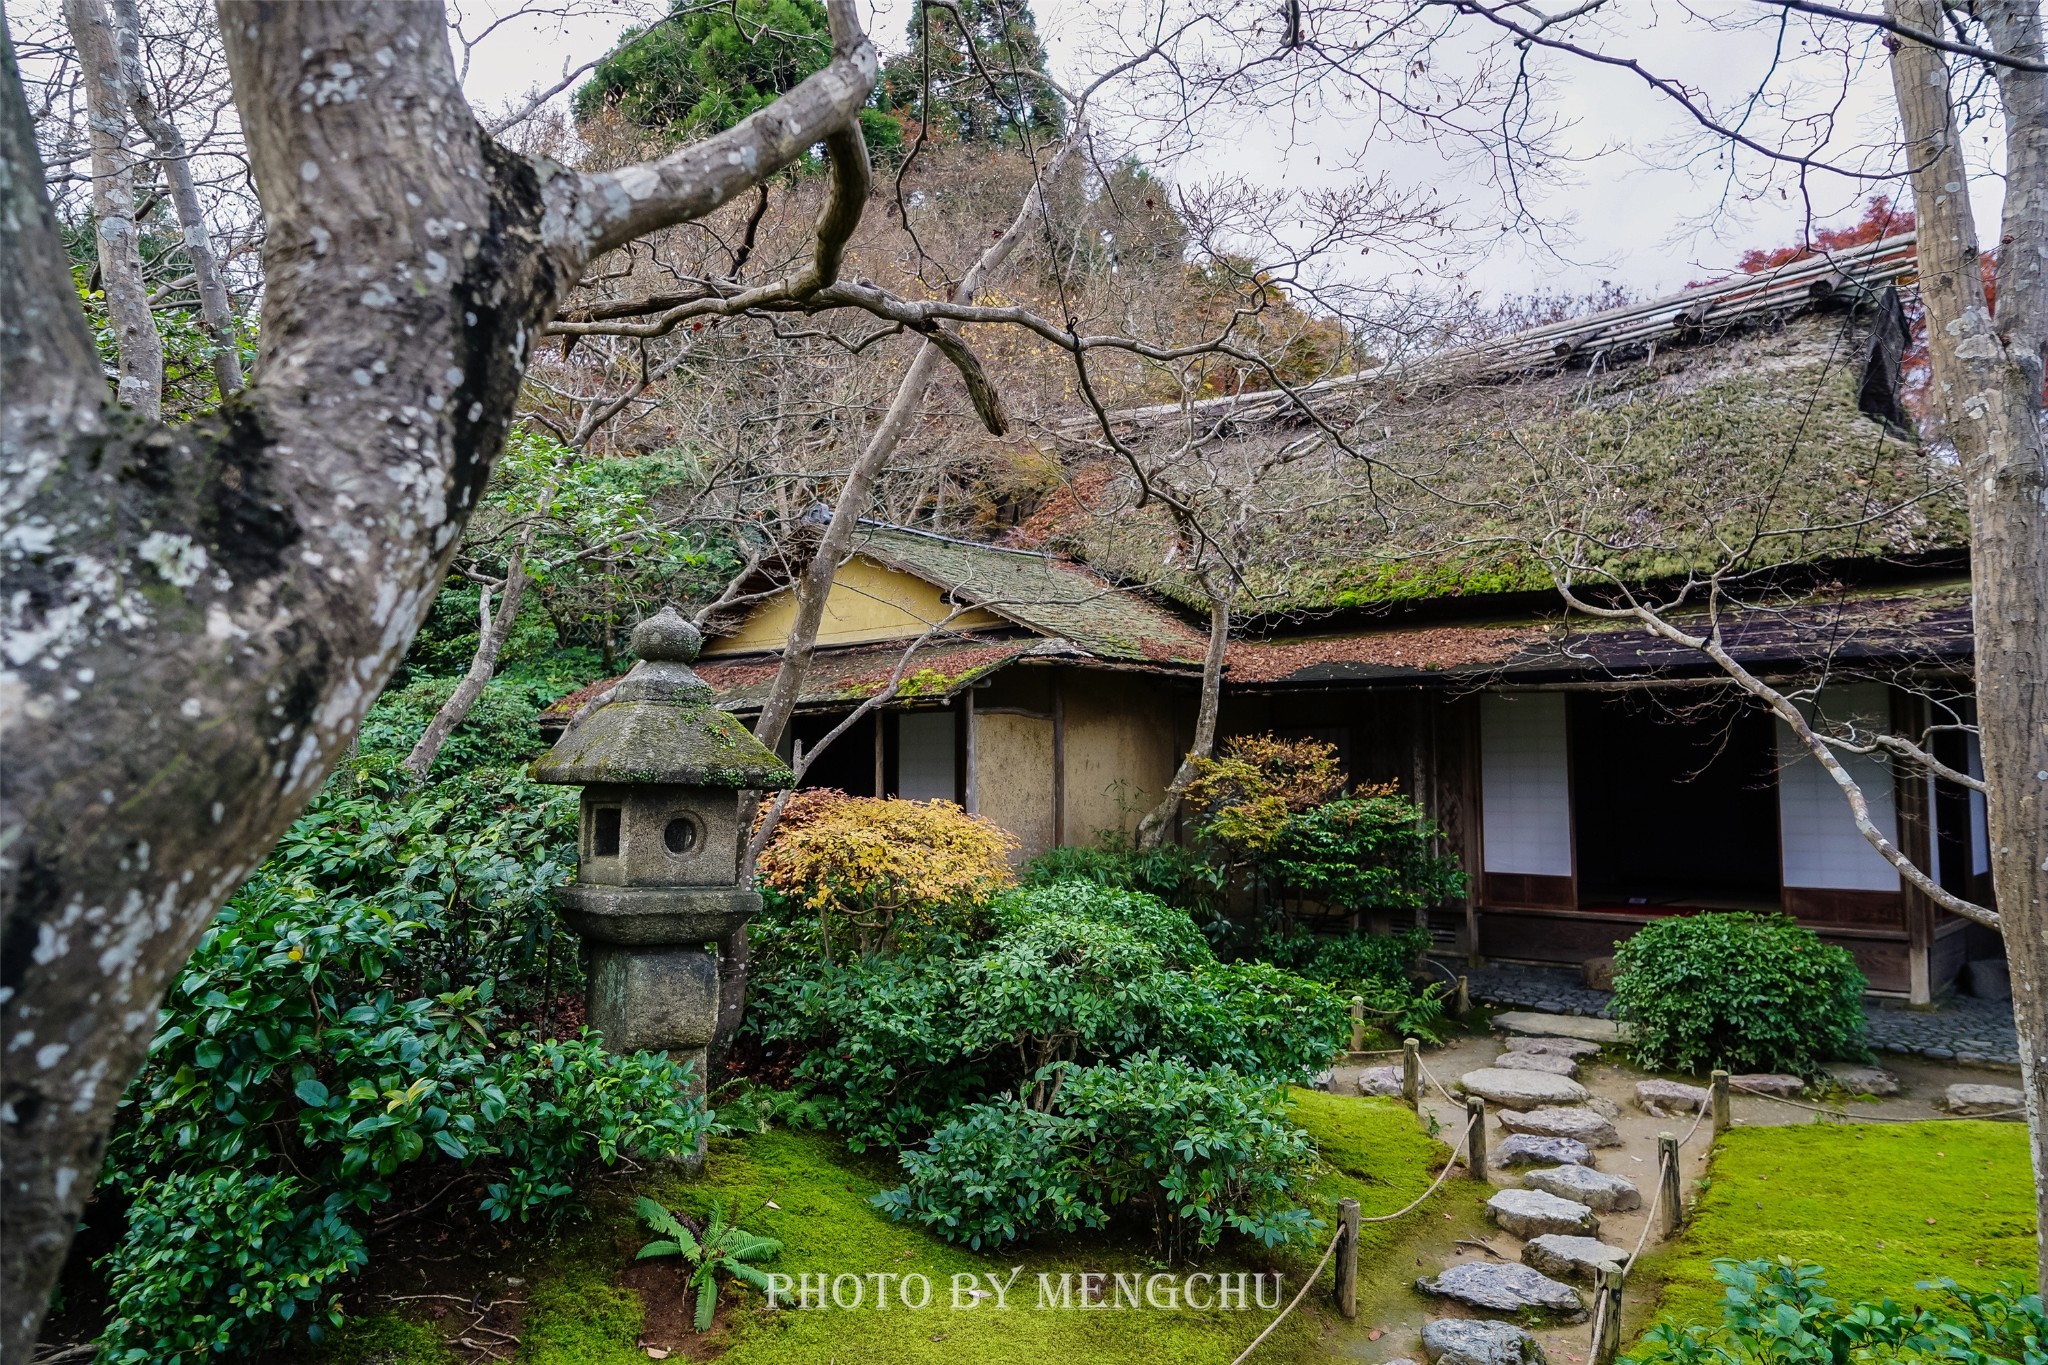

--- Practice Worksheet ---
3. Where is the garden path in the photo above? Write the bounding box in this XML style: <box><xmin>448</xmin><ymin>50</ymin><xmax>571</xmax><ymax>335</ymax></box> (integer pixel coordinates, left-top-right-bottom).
<box><xmin>1319</xmin><ymin>1015</ymin><xmax>2012</xmax><ymax>1365</ymax></box>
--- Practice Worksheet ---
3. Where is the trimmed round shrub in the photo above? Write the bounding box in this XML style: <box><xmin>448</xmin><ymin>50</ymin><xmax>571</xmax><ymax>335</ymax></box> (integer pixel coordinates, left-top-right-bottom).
<box><xmin>1610</xmin><ymin>912</ymin><xmax>1868</xmax><ymax>1078</ymax></box>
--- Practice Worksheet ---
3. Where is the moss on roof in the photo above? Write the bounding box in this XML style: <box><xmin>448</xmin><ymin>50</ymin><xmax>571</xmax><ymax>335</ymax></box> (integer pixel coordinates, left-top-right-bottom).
<box><xmin>1050</xmin><ymin>311</ymin><xmax>1967</xmax><ymax>613</ymax></box>
<box><xmin>852</xmin><ymin>526</ymin><xmax>1210</xmax><ymax>665</ymax></box>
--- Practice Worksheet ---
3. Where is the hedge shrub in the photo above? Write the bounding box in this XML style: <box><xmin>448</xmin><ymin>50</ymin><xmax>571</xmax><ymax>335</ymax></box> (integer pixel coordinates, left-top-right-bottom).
<box><xmin>1611</xmin><ymin>912</ymin><xmax>1867</xmax><ymax>1077</ymax></box>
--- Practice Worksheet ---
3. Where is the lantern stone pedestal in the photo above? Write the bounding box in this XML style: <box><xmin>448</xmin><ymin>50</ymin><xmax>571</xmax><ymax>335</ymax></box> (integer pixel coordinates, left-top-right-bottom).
<box><xmin>530</xmin><ymin>608</ymin><xmax>792</xmax><ymax>1167</ymax></box>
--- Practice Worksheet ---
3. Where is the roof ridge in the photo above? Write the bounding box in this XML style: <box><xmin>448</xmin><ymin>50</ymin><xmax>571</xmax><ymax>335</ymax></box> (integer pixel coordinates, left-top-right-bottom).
<box><xmin>856</xmin><ymin>520</ymin><xmax>1058</xmax><ymax>560</ymax></box>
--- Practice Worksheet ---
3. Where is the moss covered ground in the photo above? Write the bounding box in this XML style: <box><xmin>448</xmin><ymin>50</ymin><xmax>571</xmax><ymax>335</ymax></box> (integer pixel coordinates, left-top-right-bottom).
<box><xmin>1636</xmin><ymin>1120</ymin><xmax>2036</xmax><ymax>1334</ymax></box>
<box><xmin>321</xmin><ymin>1089</ymin><xmax>1476</xmax><ymax>1364</ymax></box>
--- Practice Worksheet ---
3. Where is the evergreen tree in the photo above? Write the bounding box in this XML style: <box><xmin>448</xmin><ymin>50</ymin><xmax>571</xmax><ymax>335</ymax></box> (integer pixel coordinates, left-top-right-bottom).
<box><xmin>880</xmin><ymin>0</ymin><xmax>1064</xmax><ymax>148</ymax></box>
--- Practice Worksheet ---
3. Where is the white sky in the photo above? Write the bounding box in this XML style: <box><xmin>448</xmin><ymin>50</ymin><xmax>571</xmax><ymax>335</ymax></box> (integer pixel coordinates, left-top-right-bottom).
<box><xmin>453</xmin><ymin>0</ymin><xmax>2002</xmax><ymax>303</ymax></box>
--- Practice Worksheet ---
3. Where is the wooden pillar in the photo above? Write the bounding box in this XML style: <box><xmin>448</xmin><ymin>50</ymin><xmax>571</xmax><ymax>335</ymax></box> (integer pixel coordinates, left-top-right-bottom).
<box><xmin>1335</xmin><ymin>1198</ymin><xmax>1360</xmax><ymax>1319</ymax></box>
<box><xmin>962</xmin><ymin>690</ymin><xmax>978</xmax><ymax>814</ymax></box>
<box><xmin>1466</xmin><ymin>1097</ymin><xmax>1488</xmax><ymax>1178</ymax></box>
<box><xmin>1592</xmin><ymin>1266</ymin><xmax>1625</xmax><ymax>1365</ymax></box>
<box><xmin>873</xmin><ymin>711</ymin><xmax>886</xmax><ymax>799</ymax></box>
<box><xmin>1349</xmin><ymin>996</ymin><xmax>1366</xmax><ymax>1054</ymax></box>
<box><xmin>1711</xmin><ymin>1070</ymin><xmax>1730</xmax><ymax>1133</ymax></box>
<box><xmin>1051</xmin><ymin>675</ymin><xmax>1066</xmax><ymax>847</ymax></box>
<box><xmin>1893</xmin><ymin>687</ymin><xmax>1937</xmax><ymax>1005</ymax></box>
<box><xmin>1658</xmin><ymin>1133</ymin><xmax>1682</xmax><ymax>1234</ymax></box>
<box><xmin>1402</xmin><ymin>1038</ymin><xmax>1421</xmax><ymax>1110</ymax></box>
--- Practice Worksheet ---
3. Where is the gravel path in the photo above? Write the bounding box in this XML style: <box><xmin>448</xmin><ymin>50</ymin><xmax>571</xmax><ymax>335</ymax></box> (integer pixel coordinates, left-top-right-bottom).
<box><xmin>1464</xmin><ymin>963</ymin><xmax>2020</xmax><ymax>1067</ymax></box>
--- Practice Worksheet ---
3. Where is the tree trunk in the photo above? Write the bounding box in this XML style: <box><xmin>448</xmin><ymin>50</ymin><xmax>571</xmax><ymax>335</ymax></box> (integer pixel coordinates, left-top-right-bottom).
<box><xmin>108</xmin><ymin>0</ymin><xmax>243</xmax><ymax>399</ymax></box>
<box><xmin>1887</xmin><ymin>0</ymin><xmax>2048</xmax><ymax>1296</ymax></box>
<box><xmin>401</xmin><ymin>531</ymin><xmax>532</xmax><ymax>781</ymax></box>
<box><xmin>1137</xmin><ymin>593</ymin><xmax>1230</xmax><ymax>848</ymax></box>
<box><xmin>62</xmin><ymin>0</ymin><xmax>163</xmax><ymax>418</ymax></box>
<box><xmin>750</xmin><ymin>142</ymin><xmax>1072</xmax><ymax>755</ymax></box>
<box><xmin>0</xmin><ymin>3</ymin><xmax>876</xmax><ymax>1348</ymax></box>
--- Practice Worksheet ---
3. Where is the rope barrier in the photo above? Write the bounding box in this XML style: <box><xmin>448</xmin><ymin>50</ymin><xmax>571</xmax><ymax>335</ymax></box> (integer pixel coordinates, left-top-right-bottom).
<box><xmin>1232</xmin><ymin>1110</ymin><xmax>1479</xmax><ymax>1363</ymax></box>
<box><xmin>1729</xmin><ymin>1082</ymin><xmax>2024</xmax><ymax>1124</ymax></box>
<box><xmin>1228</xmin><ymin>1224</ymin><xmax>1343</xmax><ymax>1365</ymax></box>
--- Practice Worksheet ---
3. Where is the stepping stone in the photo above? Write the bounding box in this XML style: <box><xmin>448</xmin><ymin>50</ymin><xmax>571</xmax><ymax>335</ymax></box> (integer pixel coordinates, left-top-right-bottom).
<box><xmin>1524</xmin><ymin>1164</ymin><xmax>1641</xmax><ymax>1212</ymax></box>
<box><xmin>1585</xmin><ymin>1096</ymin><xmax>1621</xmax><ymax>1119</ymax></box>
<box><xmin>1496</xmin><ymin>1051</ymin><xmax>1580</xmax><ymax>1079</ymax></box>
<box><xmin>1493</xmin><ymin>1011</ymin><xmax>1625</xmax><ymax>1044</ymax></box>
<box><xmin>1826</xmin><ymin>1065</ymin><xmax>1901</xmax><ymax>1097</ymax></box>
<box><xmin>1494</xmin><ymin>1134</ymin><xmax>1591</xmax><ymax>1170</ymax></box>
<box><xmin>1487</xmin><ymin>1187</ymin><xmax>1599</xmax><ymax>1237</ymax></box>
<box><xmin>1506</xmin><ymin>1036</ymin><xmax>1603</xmax><ymax>1059</ymax></box>
<box><xmin>1499</xmin><ymin>1106</ymin><xmax>1622</xmax><ymax>1148</ymax></box>
<box><xmin>1944</xmin><ymin>1083</ymin><xmax>2025</xmax><ymax>1116</ymax></box>
<box><xmin>1636</xmin><ymin>1079</ymin><xmax>1710</xmax><ymax>1117</ymax></box>
<box><xmin>1312</xmin><ymin>1069</ymin><xmax>1335</xmax><ymax>1092</ymax></box>
<box><xmin>1421</xmin><ymin>1319</ymin><xmax>1548</xmax><ymax>1365</ymax></box>
<box><xmin>1415</xmin><ymin>1262</ymin><xmax>1587</xmax><ymax>1323</ymax></box>
<box><xmin>1521</xmin><ymin>1234</ymin><xmax>1629</xmax><ymax>1284</ymax></box>
<box><xmin>1460</xmin><ymin>1068</ymin><xmax>1591</xmax><ymax>1110</ymax></box>
<box><xmin>1730</xmin><ymin>1073</ymin><xmax>1805</xmax><ymax>1098</ymax></box>
<box><xmin>1359</xmin><ymin>1066</ymin><xmax>1405</xmax><ymax>1097</ymax></box>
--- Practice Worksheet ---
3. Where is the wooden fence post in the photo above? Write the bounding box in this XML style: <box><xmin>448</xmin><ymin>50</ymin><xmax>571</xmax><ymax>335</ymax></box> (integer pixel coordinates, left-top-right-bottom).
<box><xmin>1466</xmin><ymin>1097</ymin><xmax>1488</xmax><ymax>1179</ymax></box>
<box><xmin>1350</xmin><ymin>996</ymin><xmax>1366</xmax><ymax>1054</ymax></box>
<box><xmin>1455</xmin><ymin>974</ymin><xmax>1471</xmax><ymax>1017</ymax></box>
<box><xmin>1711</xmin><ymin>1070</ymin><xmax>1730</xmax><ymax>1133</ymax></box>
<box><xmin>1335</xmin><ymin>1197</ymin><xmax>1360</xmax><ymax>1320</ymax></box>
<box><xmin>1402</xmin><ymin>1038</ymin><xmax>1421</xmax><ymax>1110</ymax></box>
<box><xmin>1659</xmin><ymin>1133</ymin><xmax>1682</xmax><ymax>1234</ymax></box>
<box><xmin>1592</xmin><ymin>1265</ymin><xmax>1625</xmax><ymax>1365</ymax></box>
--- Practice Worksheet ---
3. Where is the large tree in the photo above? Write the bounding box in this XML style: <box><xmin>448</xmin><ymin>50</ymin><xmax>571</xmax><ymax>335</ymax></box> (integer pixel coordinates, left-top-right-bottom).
<box><xmin>0</xmin><ymin>1</ymin><xmax>877</xmax><ymax>1348</ymax></box>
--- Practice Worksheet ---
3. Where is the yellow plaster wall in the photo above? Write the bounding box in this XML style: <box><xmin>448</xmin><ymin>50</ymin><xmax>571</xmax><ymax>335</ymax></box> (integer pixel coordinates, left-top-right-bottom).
<box><xmin>701</xmin><ymin>555</ymin><xmax>1007</xmax><ymax>656</ymax></box>
<box><xmin>976</xmin><ymin>712</ymin><xmax>1056</xmax><ymax>861</ymax></box>
<box><xmin>1059</xmin><ymin>672</ymin><xmax>1189</xmax><ymax>843</ymax></box>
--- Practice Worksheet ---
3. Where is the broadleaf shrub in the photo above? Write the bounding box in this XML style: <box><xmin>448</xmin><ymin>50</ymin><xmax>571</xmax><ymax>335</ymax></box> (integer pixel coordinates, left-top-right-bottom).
<box><xmin>876</xmin><ymin>1056</ymin><xmax>1317</xmax><ymax>1259</ymax></box>
<box><xmin>1625</xmin><ymin>1258</ymin><xmax>2044</xmax><ymax>1365</ymax></box>
<box><xmin>1610</xmin><ymin>912</ymin><xmax>1867</xmax><ymax>1077</ymax></box>
<box><xmin>754</xmin><ymin>791</ymin><xmax>1019</xmax><ymax>958</ymax></box>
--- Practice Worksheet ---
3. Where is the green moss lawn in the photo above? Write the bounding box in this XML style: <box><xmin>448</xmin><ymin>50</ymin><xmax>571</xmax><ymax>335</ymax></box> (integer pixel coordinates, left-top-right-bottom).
<box><xmin>322</xmin><ymin>1089</ymin><xmax>1474</xmax><ymax>1364</ymax></box>
<box><xmin>1638</xmin><ymin>1120</ymin><xmax>2036</xmax><ymax>1333</ymax></box>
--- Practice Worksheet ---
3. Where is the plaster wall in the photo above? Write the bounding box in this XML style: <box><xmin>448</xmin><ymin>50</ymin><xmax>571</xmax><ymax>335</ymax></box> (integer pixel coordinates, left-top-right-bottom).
<box><xmin>702</xmin><ymin>556</ymin><xmax>1006</xmax><ymax>655</ymax></box>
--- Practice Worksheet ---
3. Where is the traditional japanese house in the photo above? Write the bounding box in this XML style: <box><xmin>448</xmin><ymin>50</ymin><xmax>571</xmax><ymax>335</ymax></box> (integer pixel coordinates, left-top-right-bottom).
<box><xmin>551</xmin><ymin>232</ymin><xmax>2001</xmax><ymax>1001</ymax></box>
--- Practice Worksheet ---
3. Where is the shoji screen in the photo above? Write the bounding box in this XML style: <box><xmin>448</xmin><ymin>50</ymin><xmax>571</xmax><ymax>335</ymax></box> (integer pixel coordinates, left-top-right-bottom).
<box><xmin>1777</xmin><ymin>685</ymin><xmax>1899</xmax><ymax>891</ymax></box>
<box><xmin>895</xmin><ymin>710</ymin><xmax>957</xmax><ymax>802</ymax></box>
<box><xmin>1480</xmin><ymin>692</ymin><xmax>1574</xmax><ymax>877</ymax></box>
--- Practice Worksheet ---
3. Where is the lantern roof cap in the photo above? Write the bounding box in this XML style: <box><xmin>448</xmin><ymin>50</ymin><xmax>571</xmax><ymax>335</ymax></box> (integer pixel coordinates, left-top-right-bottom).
<box><xmin>530</xmin><ymin>609</ymin><xmax>793</xmax><ymax>789</ymax></box>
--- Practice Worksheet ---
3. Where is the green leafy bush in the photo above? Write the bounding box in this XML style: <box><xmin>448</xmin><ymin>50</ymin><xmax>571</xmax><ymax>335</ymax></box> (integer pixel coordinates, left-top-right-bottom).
<box><xmin>1262</xmin><ymin>926</ymin><xmax>1446</xmax><ymax>1043</ymax></box>
<box><xmin>100</xmin><ymin>888</ymin><xmax>712</xmax><ymax>1357</ymax></box>
<box><xmin>1020</xmin><ymin>837</ymin><xmax>1227</xmax><ymax>922</ymax></box>
<box><xmin>876</xmin><ymin>1056</ymin><xmax>1317</xmax><ymax>1258</ymax></box>
<box><xmin>1266</xmin><ymin>794</ymin><xmax>1468</xmax><ymax>915</ymax></box>
<box><xmin>1611</xmin><ymin>913</ymin><xmax>1867</xmax><ymax>1077</ymax></box>
<box><xmin>748</xmin><ymin>880</ymin><xmax>1343</xmax><ymax>1150</ymax></box>
<box><xmin>1627</xmin><ymin>1258</ymin><xmax>2044</xmax><ymax>1365</ymax></box>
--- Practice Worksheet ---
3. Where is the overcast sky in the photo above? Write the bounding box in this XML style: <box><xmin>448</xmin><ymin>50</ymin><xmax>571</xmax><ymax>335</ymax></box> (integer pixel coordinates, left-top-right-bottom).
<box><xmin>453</xmin><ymin>0</ymin><xmax>1996</xmax><ymax>303</ymax></box>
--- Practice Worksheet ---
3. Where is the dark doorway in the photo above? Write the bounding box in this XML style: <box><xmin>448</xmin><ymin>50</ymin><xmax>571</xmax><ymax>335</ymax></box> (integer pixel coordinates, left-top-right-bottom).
<box><xmin>1568</xmin><ymin>690</ymin><xmax>1782</xmax><ymax>909</ymax></box>
<box><xmin>791</xmin><ymin>711</ymin><xmax>887</xmax><ymax>797</ymax></box>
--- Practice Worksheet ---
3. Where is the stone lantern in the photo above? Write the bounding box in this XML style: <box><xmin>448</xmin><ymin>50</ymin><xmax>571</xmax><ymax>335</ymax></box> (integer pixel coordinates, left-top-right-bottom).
<box><xmin>530</xmin><ymin>606</ymin><xmax>791</xmax><ymax>1126</ymax></box>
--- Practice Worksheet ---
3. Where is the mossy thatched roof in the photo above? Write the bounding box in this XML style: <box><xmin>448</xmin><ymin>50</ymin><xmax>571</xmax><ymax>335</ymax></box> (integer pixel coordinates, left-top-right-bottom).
<box><xmin>1037</xmin><ymin>294</ymin><xmax>1965</xmax><ymax>615</ymax></box>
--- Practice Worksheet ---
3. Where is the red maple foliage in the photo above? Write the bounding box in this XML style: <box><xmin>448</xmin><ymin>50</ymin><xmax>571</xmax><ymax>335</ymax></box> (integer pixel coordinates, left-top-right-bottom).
<box><xmin>1736</xmin><ymin>195</ymin><xmax>1915</xmax><ymax>273</ymax></box>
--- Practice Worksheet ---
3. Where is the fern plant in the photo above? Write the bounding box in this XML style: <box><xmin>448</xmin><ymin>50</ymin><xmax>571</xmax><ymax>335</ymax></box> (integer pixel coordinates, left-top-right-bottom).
<box><xmin>634</xmin><ymin>1198</ymin><xmax>783</xmax><ymax>1332</ymax></box>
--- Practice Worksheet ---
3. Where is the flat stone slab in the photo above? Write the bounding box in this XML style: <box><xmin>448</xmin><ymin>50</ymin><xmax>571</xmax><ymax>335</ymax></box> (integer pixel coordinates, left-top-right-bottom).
<box><xmin>1524</xmin><ymin>1164</ymin><xmax>1641</xmax><ymax>1212</ymax></box>
<box><xmin>1826</xmin><ymin>1065</ymin><xmax>1901</xmax><ymax>1097</ymax></box>
<box><xmin>1506</xmin><ymin>1036</ymin><xmax>1604</xmax><ymax>1059</ymax></box>
<box><xmin>1521</xmin><ymin>1234</ymin><xmax>1629</xmax><ymax>1284</ymax></box>
<box><xmin>1730</xmin><ymin>1073</ymin><xmax>1805</xmax><ymax>1098</ymax></box>
<box><xmin>1944</xmin><ymin>1082</ymin><xmax>2025</xmax><ymax>1116</ymax></box>
<box><xmin>1461</xmin><ymin>1068</ymin><xmax>1591</xmax><ymax>1110</ymax></box>
<box><xmin>1422</xmin><ymin>1318</ymin><xmax>1547</xmax><ymax>1365</ymax></box>
<box><xmin>1499</xmin><ymin>1106</ymin><xmax>1622</xmax><ymax>1148</ymax></box>
<box><xmin>1416</xmin><ymin>1262</ymin><xmax>1587</xmax><ymax>1323</ymax></box>
<box><xmin>1494</xmin><ymin>1134</ymin><xmax>1591</xmax><ymax>1169</ymax></box>
<box><xmin>1359</xmin><ymin>1065</ymin><xmax>1405</xmax><ymax>1097</ymax></box>
<box><xmin>1493</xmin><ymin>1011</ymin><xmax>1625</xmax><ymax>1044</ymax></box>
<box><xmin>1636</xmin><ymin>1079</ymin><xmax>1710</xmax><ymax>1117</ymax></box>
<box><xmin>1487</xmin><ymin>1187</ymin><xmax>1599</xmax><ymax>1238</ymax></box>
<box><xmin>1496</xmin><ymin>1051</ymin><xmax>1580</xmax><ymax>1078</ymax></box>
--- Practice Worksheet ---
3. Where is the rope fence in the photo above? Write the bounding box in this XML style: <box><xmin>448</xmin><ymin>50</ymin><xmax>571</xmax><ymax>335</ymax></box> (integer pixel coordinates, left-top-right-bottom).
<box><xmin>1728</xmin><ymin>1080</ymin><xmax>2024</xmax><ymax>1123</ymax></box>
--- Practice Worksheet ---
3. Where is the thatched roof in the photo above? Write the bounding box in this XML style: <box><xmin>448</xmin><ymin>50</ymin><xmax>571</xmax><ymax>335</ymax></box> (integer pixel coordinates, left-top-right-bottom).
<box><xmin>1035</xmin><ymin>235</ymin><xmax>1966</xmax><ymax>615</ymax></box>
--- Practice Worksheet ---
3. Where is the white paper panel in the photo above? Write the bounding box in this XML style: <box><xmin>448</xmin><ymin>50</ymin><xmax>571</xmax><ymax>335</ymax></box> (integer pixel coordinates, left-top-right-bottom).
<box><xmin>1480</xmin><ymin>692</ymin><xmax>1574</xmax><ymax>876</ymax></box>
<box><xmin>896</xmin><ymin>710</ymin><xmax>956</xmax><ymax>802</ymax></box>
<box><xmin>1777</xmin><ymin>685</ymin><xmax>1899</xmax><ymax>891</ymax></box>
